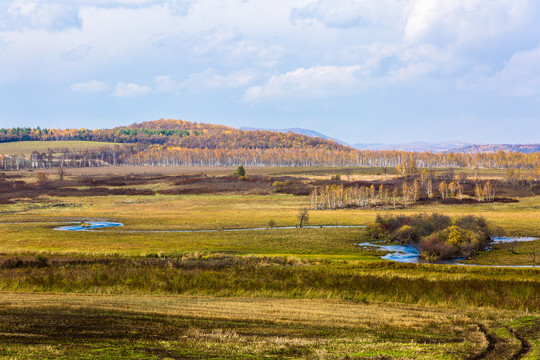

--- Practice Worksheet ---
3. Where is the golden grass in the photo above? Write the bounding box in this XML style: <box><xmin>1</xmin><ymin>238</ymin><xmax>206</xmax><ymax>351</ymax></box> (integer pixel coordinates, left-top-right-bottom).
<box><xmin>1</xmin><ymin>192</ymin><xmax>539</xmax><ymax>260</ymax></box>
<box><xmin>0</xmin><ymin>292</ymin><xmax>528</xmax><ymax>359</ymax></box>
<box><xmin>2</xmin><ymin>193</ymin><xmax>539</xmax><ymax>230</ymax></box>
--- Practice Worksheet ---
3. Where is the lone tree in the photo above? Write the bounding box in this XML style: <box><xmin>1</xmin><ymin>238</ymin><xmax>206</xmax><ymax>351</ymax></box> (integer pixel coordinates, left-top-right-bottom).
<box><xmin>57</xmin><ymin>166</ymin><xmax>66</xmax><ymax>181</ymax></box>
<box><xmin>234</xmin><ymin>165</ymin><xmax>246</xmax><ymax>177</ymax></box>
<box><xmin>297</xmin><ymin>208</ymin><xmax>309</xmax><ymax>228</ymax></box>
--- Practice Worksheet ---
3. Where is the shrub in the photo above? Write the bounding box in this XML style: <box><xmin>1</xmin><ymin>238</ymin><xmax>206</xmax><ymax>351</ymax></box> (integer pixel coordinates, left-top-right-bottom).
<box><xmin>272</xmin><ymin>181</ymin><xmax>283</xmax><ymax>192</ymax></box>
<box><xmin>370</xmin><ymin>213</ymin><xmax>493</xmax><ymax>260</ymax></box>
<box><xmin>396</xmin><ymin>225</ymin><xmax>417</xmax><ymax>244</ymax></box>
<box><xmin>234</xmin><ymin>165</ymin><xmax>246</xmax><ymax>177</ymax></box>
<box><xmin>35</xmin><ymin>255</ymin><xmax>49</xmax><ymax>268</ymax></box>
<box><xmin>36</xmin><ymin>172</ymin><xmax>49</xmax><ymax>188</ymax></box>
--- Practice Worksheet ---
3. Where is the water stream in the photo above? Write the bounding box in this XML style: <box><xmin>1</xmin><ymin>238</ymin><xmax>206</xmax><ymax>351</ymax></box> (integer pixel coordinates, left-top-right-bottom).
<box><xmin>54</xmin><ymin>221</ymin><xmax>365</xmax><ymax>233</ymax></box>
<box><xmin>359</xmin><ymin>237</ymin><xmax>539</xmax><ymax>267</ymax></box>
<box><xmin>53</xmin><ymin>221</ymin><xmax>539</xmax><ymax>268</ymax></box>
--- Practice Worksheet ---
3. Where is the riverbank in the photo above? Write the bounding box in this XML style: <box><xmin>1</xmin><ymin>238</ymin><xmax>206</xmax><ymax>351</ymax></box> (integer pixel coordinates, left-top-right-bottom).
<box><xmin>359</xmin><ymin>238</ymin><xmax>540</xmax><ymax>268</ymax></box>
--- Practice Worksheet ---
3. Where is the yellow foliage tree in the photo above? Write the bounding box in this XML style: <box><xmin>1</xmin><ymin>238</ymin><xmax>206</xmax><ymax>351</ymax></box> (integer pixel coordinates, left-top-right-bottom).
<box><xmin>447</xmin><ymin>225</ymin><xmax>463</xmax><ymax>246</ymax></box>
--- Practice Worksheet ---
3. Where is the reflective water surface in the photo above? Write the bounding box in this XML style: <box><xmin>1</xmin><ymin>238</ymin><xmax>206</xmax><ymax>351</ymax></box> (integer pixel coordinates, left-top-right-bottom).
<box><xmin>359</xmin><ymin>237</ymin><xmax>539</xmax><ymax>267</ymax></box>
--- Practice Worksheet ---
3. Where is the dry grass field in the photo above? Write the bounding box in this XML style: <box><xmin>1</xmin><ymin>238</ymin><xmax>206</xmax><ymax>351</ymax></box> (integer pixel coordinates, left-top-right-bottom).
<box><xmin>0</xmin><ymin>292</ymin><xmax>537</xmax><ymax>360</ymax></box>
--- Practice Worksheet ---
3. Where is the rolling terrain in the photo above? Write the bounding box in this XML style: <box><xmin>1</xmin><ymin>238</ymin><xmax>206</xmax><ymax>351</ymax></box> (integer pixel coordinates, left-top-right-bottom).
<box><xmin>1</xmin><ymin>164</ymin><xmax>539</xmax><ymax>359</ymax></box>
<box><xmin>0</xmin><ymin>120</ymin><xmax>539</xmax><ymax>359</ymax></box>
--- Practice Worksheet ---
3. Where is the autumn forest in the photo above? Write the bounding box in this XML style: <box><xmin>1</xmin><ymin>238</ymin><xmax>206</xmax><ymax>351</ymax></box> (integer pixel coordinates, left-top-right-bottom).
<box><xmin>0</xmin><ymin>119</ymin><xmax>539</xmax><ymax>171</ymax></box>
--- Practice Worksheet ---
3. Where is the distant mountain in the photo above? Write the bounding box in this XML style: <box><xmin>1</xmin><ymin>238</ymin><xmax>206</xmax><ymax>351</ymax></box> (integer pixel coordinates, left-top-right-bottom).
<box><xmin>448</xmin><ymin>144</ymin><xmax>540</xmax><ymax>154</ymax></box>
<box><xmin>240</xmin><ymin>127</ymin><xmax>348</xmax><ymax>145</ymax></box>
<box><xmin>352</xmin><ymin>143</ymin><xmax>387</xmax><ymax>150</ymax></box>
<box><xmin>240</xmin><ymin>128</ymin><xmax>480</xmax><ymax>153</ymax></box>
<box><xmin>351</xmin><ymin>141</ymin><xmax>476</xmax><ymax>153</ymax></box>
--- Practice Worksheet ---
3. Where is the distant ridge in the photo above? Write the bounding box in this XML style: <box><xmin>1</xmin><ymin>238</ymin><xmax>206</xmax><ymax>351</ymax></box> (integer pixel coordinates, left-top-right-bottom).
<box><xmin>240</xmin><ymin>127</ymin><xmax>488</xmax><ymax>153</ymax></box>
<box><xmin>239</xmin><ymin>127</ymin><xmax>473</xmax><ymax>152</ymax></box>
<box><xmin>239</xmin><ymin>127</ymin><xmax>348</xmax><ymax>145</ymax></box>
<box><xmin>448</xmin><ymin>144</ymin><xmax>540</xmax><ymax>154</ymax></box>
<box><xmin>352</xmin><ymin>141</ymin><xmax>476</xmax><ymax>153</ymax></box>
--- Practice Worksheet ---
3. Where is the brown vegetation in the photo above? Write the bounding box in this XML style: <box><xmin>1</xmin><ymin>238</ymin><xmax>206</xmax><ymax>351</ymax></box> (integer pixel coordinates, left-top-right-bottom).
<box><xmin>1</xmin><ymin>168</ymin><xmax>537</xmax><ymax>210</ymax></box>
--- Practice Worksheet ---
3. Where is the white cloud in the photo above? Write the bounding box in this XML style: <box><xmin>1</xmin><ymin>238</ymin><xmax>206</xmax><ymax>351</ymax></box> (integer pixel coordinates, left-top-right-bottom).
<box><xmin>463</xmin><ymin>46</ymin><xmax>540</xmax><ymax>97</ymax></box>
<box><xmin>292</xmin><ymin>0</ymin><xmax>403</xmax><ymax>28</ymax></box>
<box><xmin>404</xmin><ymin>0</ymin><xmax>534</xmax><ymax>46</ymax></box>
<box><xmin>112</xmin><ymin>82</ymin><xmax>152</xmax><ymax>97</ymax></box>
<box><xmin>1</xmin><ymin>0</ymin><xmax>540</xmax><ymax>103</ymax></box>
<box><xmin>243</xmin><ymin>65</ymin><xmax>363</xmax><ymax>102</ymax></box>
<box><xmin>8</xmin><ymin>0</ymin><xmax>38</xmax><ymax>16</ymax></box>
<box><xmin>61</xmin><ymin>43</ymin><xmax>92</xmax><ymax>61</ymax></box>
<box><xmin>180</xmin><ymin>69</ymin><xmax>258</xmax><ymax>91</ymax></box>
<box><xmin>154</xmin><ymin>75</ymin><xmax>180</xmax><ymax>93</ymax></box>
<box><xmin>153</xmin><ymin>69</ymin><xmax>258</xmax><ymax>93</ymax></box>
<box><xmin>166</xmin><ymin>0</ymin><xmax>195</xmax><ymax>16</ymax></box>
<box><xmin>70</xmin><ymin>79</ymin><xmax>108</xmax><ymax>92</ymax></box>
<box><xmin>4</xmin><ymin>0</ymin><xmax>81</xmax><ymax>31</ymax></box>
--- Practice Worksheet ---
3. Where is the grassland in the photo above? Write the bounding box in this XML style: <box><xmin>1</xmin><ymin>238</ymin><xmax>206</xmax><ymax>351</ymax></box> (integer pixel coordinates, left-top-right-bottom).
<box><xmin>0</xmin><ymin>140</ymin><xmax>115</xmax><ymax>156</ymax></box>
<box><xmin>1</xmin><ymin>193</ymin><xmax>538</xmax><ymax>257</ymax></box>
<box><xmin>0</xmin><ymin>167</ymin><xmax>539</xmax><ymax>359</ymax></box>
<box><xmin>2</xmin><ymin>292</ymin><xmax>535</xmax><ymax>360</ymax></box>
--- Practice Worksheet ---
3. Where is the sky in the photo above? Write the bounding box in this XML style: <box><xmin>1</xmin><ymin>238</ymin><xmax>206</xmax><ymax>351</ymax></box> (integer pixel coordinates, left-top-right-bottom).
<box><xmin>1</xmin><ymin>0</ymin><xmax>540</xmax><ymax>144</ymax></box>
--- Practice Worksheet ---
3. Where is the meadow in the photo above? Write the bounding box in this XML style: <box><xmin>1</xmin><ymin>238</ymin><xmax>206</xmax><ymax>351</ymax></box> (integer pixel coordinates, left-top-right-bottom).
<box><xmin>0</xmin><ymin>166</ymin><xmax>539</xmax><ymax>359</ymax></box>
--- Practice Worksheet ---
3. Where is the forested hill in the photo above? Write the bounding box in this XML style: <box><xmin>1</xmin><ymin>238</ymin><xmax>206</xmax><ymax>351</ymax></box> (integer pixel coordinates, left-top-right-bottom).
<box><xmin>449</xmin><ymin>144</ymin><xmax>540</xmax><ymax>154</ymax></box>
<box><xmin>0</xmin><ymin>119</ymin><xmax>348</xmax><ymax>151</ymax></box>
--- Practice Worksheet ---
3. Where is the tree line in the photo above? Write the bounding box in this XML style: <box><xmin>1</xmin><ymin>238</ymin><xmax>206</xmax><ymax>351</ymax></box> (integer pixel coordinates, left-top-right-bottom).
<box><xmin>1</xmin><ymin>145</ymin><xmax>540</xmax><ymax>171</ymax></box>
<box><xmin>311</xmin><ymin>178</ymin><xmax>501</xmax><ymax>210</ymax></box>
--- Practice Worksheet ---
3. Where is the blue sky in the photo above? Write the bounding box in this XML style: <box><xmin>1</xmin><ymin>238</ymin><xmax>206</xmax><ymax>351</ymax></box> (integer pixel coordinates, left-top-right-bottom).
<box><xmin>1</xmin><ymin>0</ymin><xmax>540</xmax><ymax>144</ymax></box>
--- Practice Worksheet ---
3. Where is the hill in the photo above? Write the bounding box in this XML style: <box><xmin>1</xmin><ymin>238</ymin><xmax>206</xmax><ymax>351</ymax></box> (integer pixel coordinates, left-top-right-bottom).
<box><xmin>240</xmin><ymin>127</ymin><xmax>348</xmax><ymax>145</ymax></box>
<box><xmin>0</xmin><ymin>120</ymin><xmax>349</xmax><ymax>151</ymax></box>
<box><xmin>448</xmin><ymin>144</ymin><xmax>540</xmax><ymax>154</ymax></box>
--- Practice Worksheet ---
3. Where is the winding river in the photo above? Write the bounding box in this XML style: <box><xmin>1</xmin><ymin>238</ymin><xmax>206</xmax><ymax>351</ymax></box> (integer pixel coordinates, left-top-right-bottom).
<box><xmin>54</xmin><ymin>221</ymin><xmax>539</xmax><ymax>268</ymax></box>
<box><xmin>359</xmin><ymin>237</ymin><xmax>539</xmax><ymax>267</ymax></box>
<box><xmin>54</xmin><ymin>221</ymin><xmax>365</xmax><ymax>233</ymax></box>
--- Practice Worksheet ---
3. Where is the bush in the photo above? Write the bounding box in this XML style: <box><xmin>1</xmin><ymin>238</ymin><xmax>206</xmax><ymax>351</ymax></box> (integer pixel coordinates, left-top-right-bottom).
<box><xmin>234</xmin><ymin>165</ymin><xmax>246</xmax><ymax>177</ymax></box>
<box><xmin>36</xmin><ymin>172</ymin><xmax>49</xmax><ymax>188</ymax></box>
<box><xmin>272</xmin><ymin>181</ymin><xmax>283</xmax><ymax>192</ymax></box>
<box><xmin>396</xmin><ymin>225</ymin><xmax>418</xmax><ymax>244</ymax></box>
<box><xmin>370</xmin><ymin>213</ymin><xmax>493</xmax><ymax>260</ymax></box>
<box><xmin>35</xmin><ymin>255</ymin><xmax>49</xmax><ymax>268</ymax></box>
